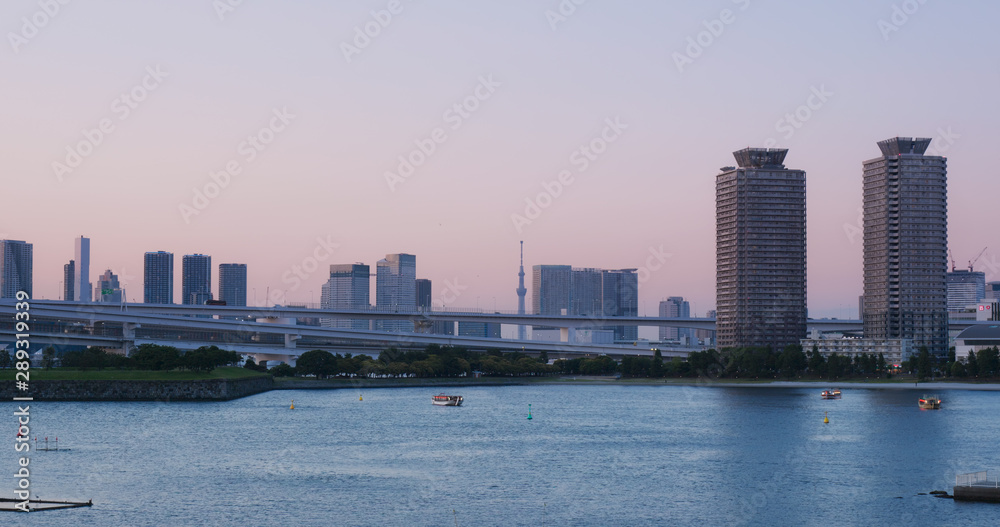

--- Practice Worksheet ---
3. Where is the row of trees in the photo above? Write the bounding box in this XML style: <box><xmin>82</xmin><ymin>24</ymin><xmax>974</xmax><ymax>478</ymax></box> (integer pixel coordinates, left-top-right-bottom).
<box><xmin>282</xmin><ymin>345</ymin><xmax>559</xmax><ymax>379</ymax></box>
<box><xmin>59</xmin><ymin>344</ymin><xmax>242</xmax><ymax>372</ymax></box>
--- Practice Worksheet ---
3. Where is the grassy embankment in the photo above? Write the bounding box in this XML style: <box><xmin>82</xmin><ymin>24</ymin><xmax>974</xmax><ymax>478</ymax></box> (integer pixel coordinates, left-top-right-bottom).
<box><xmin>0</xmin><ymin>366</ymin><xmax>268</xmax><ymax>381</ymax></box>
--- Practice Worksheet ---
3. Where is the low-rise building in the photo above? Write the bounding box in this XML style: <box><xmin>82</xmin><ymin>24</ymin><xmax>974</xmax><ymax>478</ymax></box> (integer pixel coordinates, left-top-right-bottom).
<box><xmin>954</xmin><ymin>325</ymin><xmax>1000</xmax><ymax>362</ymax></box>
<box><xmin>800</xmin><ymin>337</ymin><xmax>914</xmax><ymax>366</ymax></box>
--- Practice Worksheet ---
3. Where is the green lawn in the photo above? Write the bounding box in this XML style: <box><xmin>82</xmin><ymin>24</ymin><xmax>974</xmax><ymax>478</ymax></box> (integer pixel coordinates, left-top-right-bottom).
<box><xmin>0</xmin><ymin>366</ymin><xmax>269</xmax><ymax>381</ymax></box>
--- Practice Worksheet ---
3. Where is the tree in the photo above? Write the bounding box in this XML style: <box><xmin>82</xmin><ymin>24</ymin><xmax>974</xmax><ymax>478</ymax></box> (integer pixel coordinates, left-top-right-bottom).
<box><xmin>269</xmin><ymin>363</ymin><xmax>296</xmax><ymax>377</ymax></box>
<box><xmin>538</xmin><ymin>350</ymin><xmax>549</xmax><ymax>364</ymax></box>
<box><xmin>977</xmin><ymin>347</ymin><xmax>1000</xmax><ymax>377</ymax></box>
<box><xmin>951</xmin><ymin>361</ymin><xmax>967</xmax><ymax>378</ymax></box>
<box><xmin>296</xmin><ymin>349</ymin><xmax>337</xmax><ymax>379</ymax></box>
<box><xmin>778</xmin><ymin>344</ymin><xmax>807</xmax><ymax>378</ymax></box>
<box><xmin>42</xmin><ymin>346</ymin><xmax>57</xmax><ymax>370</ymax></box>
<box><xmin>917</xmin><ymin>346</ymin><xmax>932</xmax><ymax>381</ymax></box>
<box><xmin>808</xmin><ymin>345</ymin><xmax>826</xmax><ymax>377</ymax></box>
<box><xmin>131</xmin><ymin>344</ymin><xmax>182</xmax><ymax>370</ymax></box>
<box><xmin>967</xmin><ymin>349</ymin><xmax>979</xmax><ymax>377</ymax></box>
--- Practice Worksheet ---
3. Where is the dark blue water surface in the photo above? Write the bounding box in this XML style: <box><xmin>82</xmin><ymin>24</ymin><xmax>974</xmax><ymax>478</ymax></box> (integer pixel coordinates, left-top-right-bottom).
<box><xmin>6</xmin><ymin>385</ymin><xmax>1000</xmax><ymax>526</ymax></box>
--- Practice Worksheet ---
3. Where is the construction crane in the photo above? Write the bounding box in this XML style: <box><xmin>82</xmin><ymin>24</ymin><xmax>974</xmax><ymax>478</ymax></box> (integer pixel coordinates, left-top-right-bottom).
<box><xmin>949</xmin><ymin>249</ymin><xmax>956</xmax><ymax>272</ymax></box>
<box><xmin>969</xmin><ymin>247</ymin><xmax>988</xmax><ymax>272</ymax></box>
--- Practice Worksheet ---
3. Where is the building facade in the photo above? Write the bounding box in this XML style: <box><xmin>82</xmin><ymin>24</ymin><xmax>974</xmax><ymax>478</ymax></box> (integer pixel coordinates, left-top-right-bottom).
<box><xmin>182</xmin><ymin>254</ymin><xmax>213</xmax><ymax>305</ymax></box>
<box><xmin>321</xmin><ymin>263</ymin><xmax>371</xmax><ymax>330</ymax></box>
<box><xmin>457</xmin><ymin>322</ymin><xmax>502</xmax><ymax>338</ymax></box>
<box><xmin>144</xmin><ymin>251</ymin><xmax>174</xmax><ymax>304</ymax></box>
<box><xmin>863</xmin><ymin>137</ymin><xmax>948</xmax><ymax>355</ymax></box>
<box><xmin>659</xmin><ymin>297</ymin><xmax>693</xmax><ymax>343</ymax></box>
<box><xmin>63</xmin><ymin>260</ymin><xmax>75</xmax><ymax>301</ymax></box>
<box><xmin>375</xmin><ymin>254</ymin><xmax>415</xmax><ymax>332</ymax></box>
<box><xmin>532</xmin><ymin>265</ymin><xmax>637</xmax><ymax>341</ymax></box>
<box><xmin>800</xmin><ymin>337</ymin><xmax>914</xmax><ymax>366</ymax></box>
<box><xmin>94</xmin><ymin>269</ymin><xmax>123</xmax><ymax>303</ymax></box>
<box><xmin>947</xmin><ymin>270</ymin><xmax>986</xmax><ymax>312</ymax></box>
<box><xmin>532</xmin><ymin>265</ymin><xmax>572</xmax><ymax>316</ymax></box>
<box><xmin>74</xmin><ymin>236</ymin><xmax>91</xmax><ymax>302</ymax></box>
<box><xmin>716</xmin><ymin>148</ymin><xmax>807</xmax><ymax>350</ymax></box>
<box><xmin>218</xmin><ymin>263</ymin><xmax>248</xmax><ymax>307</ymax></box>
<box><xmin>0</xmin><ymin>240</ymin><xmax>33</xmax><ymax>299</ymax></box>
<box><xmin>601</xmin><ymin>268</ymin><xmax>638</xmax><ymax>341</ymax></box>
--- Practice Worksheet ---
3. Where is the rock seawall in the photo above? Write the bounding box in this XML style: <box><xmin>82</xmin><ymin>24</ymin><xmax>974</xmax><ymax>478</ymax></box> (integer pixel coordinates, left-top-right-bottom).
<box><xmin>1</xmin><ymin>376</ymin><xmax>274</xmax><ymax>401</ymax></box>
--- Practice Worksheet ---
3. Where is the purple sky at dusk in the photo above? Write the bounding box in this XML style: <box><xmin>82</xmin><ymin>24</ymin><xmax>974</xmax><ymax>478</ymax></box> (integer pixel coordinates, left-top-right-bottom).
<box><xmin>3</xmin><ymin>0</ymin><xmax>999</xmax><ymax>322</ymax></box>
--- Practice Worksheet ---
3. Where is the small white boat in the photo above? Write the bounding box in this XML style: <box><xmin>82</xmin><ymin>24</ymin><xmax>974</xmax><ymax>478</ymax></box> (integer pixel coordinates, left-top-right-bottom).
<box><xmin>431</xmin><ymin>394</ymin><xmax>463</xmax><ymax>406</ymax></box>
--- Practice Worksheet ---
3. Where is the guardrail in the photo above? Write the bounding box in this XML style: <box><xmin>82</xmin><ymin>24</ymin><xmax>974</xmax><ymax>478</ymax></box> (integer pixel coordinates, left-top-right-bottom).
<box><xmin>957</xmin><ymin>471</ymin><xmax>999</xmax><ymax>487</ymax></box>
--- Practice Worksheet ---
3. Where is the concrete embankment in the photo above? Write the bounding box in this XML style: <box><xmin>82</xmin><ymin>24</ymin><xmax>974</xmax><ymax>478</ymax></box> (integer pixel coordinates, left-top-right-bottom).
<box><xmin>0</xmin><ymin>376</ymin><xmax>273</xmax><ymax>401</ymax></box>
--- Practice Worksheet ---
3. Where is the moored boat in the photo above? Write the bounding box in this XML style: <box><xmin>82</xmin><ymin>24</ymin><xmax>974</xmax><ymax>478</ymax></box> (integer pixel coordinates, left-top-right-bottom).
<box><xmin>432</xmin><ymin>394</ymin><xmax>463</xmax><ymax>406</ymax></box>
<box><xmin>919</xmin><ymin>395</ymin><xmax>941</xmax><ymax>409</ymax></box>
<box><xmin>821</xmin><ymin>389</ymin><xmax>842</xmax><ymax>399</ymax></box>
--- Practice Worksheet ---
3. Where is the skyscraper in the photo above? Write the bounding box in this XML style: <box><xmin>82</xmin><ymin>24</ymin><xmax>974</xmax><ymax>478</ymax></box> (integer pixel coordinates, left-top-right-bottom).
<box><xmin>532</xmin><ymin>265</ymin><xmax>572</xmax><ymax>316</ymax></box>
<box><xmin>321</xmin><ymin>263</ymin><xmax>371</xmax><ymax>330</ymax></box>
<box><xmin>144</xmin><ymin>251</ymin><xmax>174</xmax><ymax>304</ymax></box>
<box><xmin>716</xmin><ymin>148</ymin><xmax>807</xmax><ymax>350</ymax></box>
<box><xmin>863</xmin><ymin>137</ymin><xmax>948</xmax><ymax>355</ymax></box>
<box><xmin>219</xmin><ymin>263</ymin><xmax>248</xmax><ymax>307</ymax></box>
<box><xmin>376</xmin><ymin>254</ymin><xmax>415</xmax><ymax>332</ymax></box>
<box><xmin>601</xmin><ymin>268</ymin><xmax>638</xmax><ymax>341</ymax></box>
<box><xmin>182</xmin><ymin>254</ymin><xmax>212</xmax><ymax>305</ymax></box>
<box><xmin>94</xmin><ymin>269</ymin><xmax>123</xmax><ymax>303</ymax></box>
<box><xmin>947</xmin><ymin>269</ymin><xmax>986</xmax><ymax>312</ymax></box>
<box><xmin>659</xmin><ymin>296</ymin><xmax>692</xmax><ymax>342</ymax></box>
<box><xmin>0</xmin><ymin>240</ymin><xmax>32</xmax><ymax>299</ymax></box>
<box><xmin>74</xmin><ymin>236</ymin><xmax>91</xmax><ymax>302</ymax></box>
<box><xmin>63</xmin><ymin>260</ymin><xmax>75</xmax><ymax>301</ymax></box>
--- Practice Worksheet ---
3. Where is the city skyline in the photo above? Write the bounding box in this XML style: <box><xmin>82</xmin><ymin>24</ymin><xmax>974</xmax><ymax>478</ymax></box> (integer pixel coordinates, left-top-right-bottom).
<box><xmin>4</xmin><ymin>1</ymin><xmax>999</xmax><ymax>319</ymax></box>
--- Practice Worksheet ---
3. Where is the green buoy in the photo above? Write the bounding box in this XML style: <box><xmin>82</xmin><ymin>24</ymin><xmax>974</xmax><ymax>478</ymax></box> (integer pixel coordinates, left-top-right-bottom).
<box><xmin>527</xmin><ymin>403</ymin><xmax>532</xmax><ymax>420</ymax></box>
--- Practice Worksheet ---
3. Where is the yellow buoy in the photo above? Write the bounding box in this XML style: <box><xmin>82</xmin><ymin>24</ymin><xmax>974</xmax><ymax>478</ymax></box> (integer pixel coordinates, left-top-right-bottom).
<box><xmin>823</xmin><ymin>411</ymin><xmax>829</xmax><ymax>424</ymax></box>
<box><xmin>290</xmin><ymin>400</ymin><xmax>295</xmax><ymax>410</ymax></box>
<box><xmin>359</xmin><ymin>395</ymin><xmax>363</xmax><ymax>401</ymax></box>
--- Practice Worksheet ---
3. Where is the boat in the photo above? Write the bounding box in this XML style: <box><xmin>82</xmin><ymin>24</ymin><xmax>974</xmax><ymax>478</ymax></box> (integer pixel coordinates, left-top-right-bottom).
<box><xmin>919</xmin><ymin>395</ymin><xmax>941</xmax><ymax>409</ymax></box>
<box><xmin>821</xmin><ymin>389</ymin><xmax>842</xmax><ymax>399</ymax></box>
<box><xmin>431</xmin><ymin>394</ymin><xmax>463</xmax><ymax>406</ymax></box>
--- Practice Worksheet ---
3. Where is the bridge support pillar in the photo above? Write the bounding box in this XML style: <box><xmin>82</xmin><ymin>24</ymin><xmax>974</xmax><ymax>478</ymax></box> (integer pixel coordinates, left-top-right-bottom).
<box><xmin>560</xmin><ymin>327</ymin><xmax>569</xmax><ymax>342</ymax></box>
<box><xmin>122</xmin><ymin>322</ymin><xmax>140</xmax><ymax>356</ymax></box>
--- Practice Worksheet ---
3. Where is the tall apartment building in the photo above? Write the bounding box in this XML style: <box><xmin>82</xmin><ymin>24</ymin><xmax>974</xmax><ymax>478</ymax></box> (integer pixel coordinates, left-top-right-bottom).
<box><xmin>532</xmin><ymin>265</ymin><xmax>573</xmax><ymax>316</ymax></box>
<box><xmin>94</xmin><ymin>269</ymin><xmax>123</xmax><ymax>303</ymax></box>
<box><xmin>144</xmin><ymin>251</ymin><xmax>174</xmax><ymax>304</ymax></box>
<box><xmin>219</xmin><ymin>263</ymin><xmax>248</xmax><ymax>307</ymax></box>
<box><xmin>863</xmin><ymin>137</ymin><xmax>948</xmax><ymax>355</ymax></box>
<box><xmin>659</xmin><ymin>296</ymin><xmax>693</xmax><ymax>343</ymax></box>
<box><xmin>0</xmin><ymin>240</ymin><xmax>33</xmax><ymax>299</ymax></box>
<box><xmin>63</xmin><ymin>260</ymin><xmax>75</xmax><ymax>301</ymax></box>
<box><xmin>182</xmin><ymin>254</ymin><xmax>213</xmax><ymax>305</ymax></box>
<box><xmin>601</xmin><ymin>268</ymin><xmax>638</xmax><ymax>341</ymax></box>
<box><xmin>376</xmin><ymin>254</ymin><xmax>416</xmax><ymax>332</ymax></box>
<box><xmin>74</xmin><ymin>236</ymin><xmax>91</xmax><ymax>302</ymax></box>
<box><xmin>716</xmin><ymin>148</ymin><xmax>807</xmax><ymax>350</ymax></box>
<box><xmin>321</xmin><ymin>263</ymin><xmax>371</xmax><ymax>330</ymax></box>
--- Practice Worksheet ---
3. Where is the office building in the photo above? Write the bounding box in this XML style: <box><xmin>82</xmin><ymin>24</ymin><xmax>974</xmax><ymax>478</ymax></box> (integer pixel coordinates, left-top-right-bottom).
<box><xmin>0</xmin><ymin>240</ymin><xmax>32</xmax><ymax>299</ymax></box>
<box><xmin>532</xmin><ymin>265</ymin><xmax>637</xmax><ymax>341</ymax></box>
<box><xmin>987</xmin><ymin>281</ymin><xmax>1000</xmax><ymax>301</ymax></box>
<box><xmin>414</xmin><ymin>278</ymin><xmax>452</xmax><ymax>335</ymax></box>
<box><xmin>144</xmin><ymin>251</ymin><xmax>174</xmax><ymax>304</ymax></box>
<box><xmin>947</xmin><ymin>269</ymin><xmax>986</xmax><ymax>312</ymax></box>
<box><xmin>458</xmin><ymin>321</ymin><xmax>501</xmax><ymax>338</ymax></box>
<box><xmin>94</xmin><ymin>269</ymin><xmax>123</xmax><ymax>303</ymax></box>
<box><xmin>182</xmin><ymin>254</ymin><xmax>212</xmax><ymax>305</ymax></box>
<box><xmin>659</xmin><ymin>297</ymin><xmax>693</xmax><ymax>343</ymax></box>
<box><xmin>376</xmin><ymin>254</ymin><xmax>415</xmax><ymax>332</ymax></box>
<box><xmin>321</xmin><ymin>263</ymin><xmax>371</xmax><ymax>330</ymax></box>
<box><xmin>532</xmin><ymin>265</ymin><xmax>573</xmax><ymax>316</ymax></box>
<box><xmin>63</xmin><ymin>260</ymin><xmax>75</xmax><ymax>301</ymax></box>
<box><xmin>863</xmin><ymin>137</ymin><xmax>948</xmax><ymax>355</ymax></box>
<box><xmin>696</xmin><ymin>310</ymin><xmax>717</xmax><ymax>346</ymax></box>
<box><xmin>716</xmin><ymin>148</ymin><xmax>807</xmax><ymax>350</ymax></box>
<box><xmin>219</xmin><ymin>263</ymin><xmax>248</xmax><ymax>307</ymax></box>
<box><xmin>74</xmin><ymin>236</ymin><xmax>91</xmax><ymax>302</ymax></box>
<box><xmin>601</xmin><ymin>268</ymin><xmax>638</xmax><ymax>341</ymax></box>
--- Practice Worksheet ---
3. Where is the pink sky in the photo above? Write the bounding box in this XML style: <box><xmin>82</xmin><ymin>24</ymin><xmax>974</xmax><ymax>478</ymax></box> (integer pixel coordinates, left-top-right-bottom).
<box><xmin>3</xmin><ymin>1</ymin><xmax>999</xmax><ymax>321</ymax></box>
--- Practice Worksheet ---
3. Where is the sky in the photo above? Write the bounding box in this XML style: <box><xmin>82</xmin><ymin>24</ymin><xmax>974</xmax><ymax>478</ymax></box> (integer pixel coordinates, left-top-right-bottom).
<box><xmin>3</xmin><ymin>0</ymin><xmax>999</xmax><ymax>322</ymax></box>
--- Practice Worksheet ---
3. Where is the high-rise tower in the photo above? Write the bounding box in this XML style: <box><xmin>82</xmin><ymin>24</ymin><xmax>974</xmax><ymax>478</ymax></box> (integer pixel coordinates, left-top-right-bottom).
<box><xmin>219</xmin><ymin>263</ymin><xmax>248</xmax><ymax>307</ymax></box>
<box><xmin>74</xmin><ymin>236</ymin><xmax>91</xmax><ymax>302</ymax></box>
<box><xmin>516</xmin><ymin>241</ymin><xmax>527</xmax><ymax>340</ymax></box>
<box><xmin>0</xmin><ymin>240</ymin><xmax>33</xmax><ymax>299</ymax></box>
<box><xmin>716</xmin><ymin>148</ymin><xmax>807</xmax><ymax>350</ymax></box>
<box><xmin>144</xmin><ymin>251</ymin><xmax>174</xmax><ymax>304</ymax></box>
<box><xmin>863</xmin><ymin>137</ymin><xmax>948</xmax><ymax>355</ymax></box>
<box><xmin>321</xmin><ymin>263</ymin><xmax>371</xmax><ymax>330</ymax></box>
<box><xmin>376</xmin><ymin>254</ymin><xmax>416</xmax><ymax>332</ymax></box>
<box><xmin>182</xmin><ymin>254</ymin><xmax>212</xmax><ymax>305</ymax></box>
